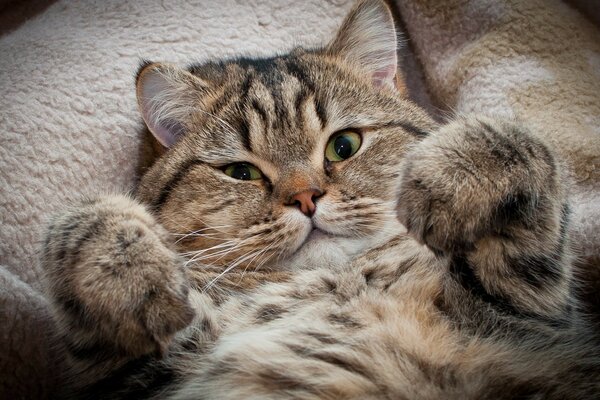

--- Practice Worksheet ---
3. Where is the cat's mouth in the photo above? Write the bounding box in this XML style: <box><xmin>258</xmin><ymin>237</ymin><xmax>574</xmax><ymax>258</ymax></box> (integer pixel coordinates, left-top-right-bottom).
<box><xmin>297</xmin><ymin>225</ymin><xmax>351</xmax><ymax>250</ymax></box>
<box><xmin>284</xmin><ymin>227</ymin><xmax>335</xmax><ymax>264</ymax></box>
<box><xmin>283</xmin><ymin>224</ymin><xmax>365</xmax><ymax>270</ymax></box>
<box><xmin>293</xmin><ymin>226</ymin><xmax>335</xmax><ymax>254</ymax></box>
<box><xmin>305</xmin><ymin>227</ymin><xmax>332</xmax><ymax>242</ymax></box>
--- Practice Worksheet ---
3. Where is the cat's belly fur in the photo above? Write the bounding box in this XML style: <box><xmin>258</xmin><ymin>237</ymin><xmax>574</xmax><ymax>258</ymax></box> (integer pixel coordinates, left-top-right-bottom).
<box><xmin>171</xmin><ymin>237</ymin><xmax>551</xmax><ymax>399</ymax></box>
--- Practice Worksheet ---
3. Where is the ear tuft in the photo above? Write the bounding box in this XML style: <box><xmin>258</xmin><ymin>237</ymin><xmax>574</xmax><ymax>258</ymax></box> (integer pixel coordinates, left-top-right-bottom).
<box><xmin>327</xmin><ymin>0</ymin><xmax>399</xmax><ymax>89</ymax></box>
<box><xmin>136</xmin><ymin>62</ymin><xmax>207</xmax><ymax>148</ymax></box>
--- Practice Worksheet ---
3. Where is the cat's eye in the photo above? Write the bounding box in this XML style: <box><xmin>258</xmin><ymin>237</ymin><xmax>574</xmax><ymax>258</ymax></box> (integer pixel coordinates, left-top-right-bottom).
<box><xmin>223</xmin><ymin>163</ymin><xmax>262</xmax><ymax>180</ymax></box>
<box><xmin>325</xmin><ymin>130</ymin><xmax>362</xmax><ymax>162</ymax></box>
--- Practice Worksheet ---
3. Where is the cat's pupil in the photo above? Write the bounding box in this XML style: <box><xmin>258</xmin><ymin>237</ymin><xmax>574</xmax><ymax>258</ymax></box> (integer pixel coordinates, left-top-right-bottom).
<box><xmin>334</xmin><ymin>136</ymin><xmax>353</xmax><ymax>159</ymax></box>
<box><xmin>231</xmin><ymin>164</ymin><xmax>252</xmax><ymax>180</ymax></box>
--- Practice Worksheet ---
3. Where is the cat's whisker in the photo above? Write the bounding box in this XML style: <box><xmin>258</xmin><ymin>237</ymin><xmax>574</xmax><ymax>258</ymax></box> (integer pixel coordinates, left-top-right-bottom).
<box><xmin>239</xmin><ymin>238</ymin><xmax>281</xmax><ymax>279</ymax></box>
<box><xmin>162</xmin><ymin>213</ymin><xmax>234</xmax><ymax>237</ymax></box>
<box><xmin>172</xmin><ymin>224</ymin><xmax>232</xmax><ymax>236</ymax></box>
<box><xmin>180</xmin><ymin>225</ymin><xmax>278</xmax><ymax>269</ymax></box>
<box><xmin>171</xmin><ymin>224</ymin><xmax>232</xmax><ymax>236</ymax></box>
<box><xmin>183</xmin><ymin>245</ymin><xmax>241</xmax><ymax>266</ymax></box>
<box><xmin>179</xmin><ymin>239</ymin><xmax>238</xmax><ymax>256</ymax></box>
<box><xmin>253</xmin><ymin>239</ymin><xmax>282</xmax><ymax>272</ymax></box>
<box><xmin>211</xmin><ymin>236</ymin><xmax>281</xmax><ymax>285</ymax></box>
<box><xmin>187</xmin><ymin>219</ymin><xmax>234</xmax><ymax>236</ymax></box>
<box><xmin>172</xmin><ymin>224</ymin><xmax>235</xmax><ymax>244</ymax></box>
<box><xmin>202</xmin><ymin>247</ymin><xmax>266</xmax><ymax>291</ymax></box>
<box><xmin>274</xmin><ymin>247</ymin><xmax>287</xmax><ymax>264</ymax></box>
<box><xmin>238</xmin><ymin>248</ymin><xmax>269</xmax><ymax>281</ymax></box>
<box><xmin>174</xmin><ymin>232</ymin><xmax>235</xmax><ymax>245</ymax></box>
<box><xmin>182</xmin><ymin>241</ymin><xmax>240</xmax><ymax>267</ymax></box>
<box><xmin>182</xmin><ymin>248</ymin><xmax>234</xmax><ymax>264</ymax></box>
<box><xmin>186</xmin><ymin>234</ymin><xmax>261</xmax><ymax>269</ymax></box>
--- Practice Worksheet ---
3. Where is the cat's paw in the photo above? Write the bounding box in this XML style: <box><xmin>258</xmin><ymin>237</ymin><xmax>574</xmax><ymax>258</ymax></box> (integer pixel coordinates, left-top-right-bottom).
<box><xmin>397</xmin><ymin>116</ymin><xmax>560</xmax><ymax>253</ymax></box>
<box><xmin>43</xmin><ymin>195</ymin><xmax>194</xmax><ymax>357</ymax></box>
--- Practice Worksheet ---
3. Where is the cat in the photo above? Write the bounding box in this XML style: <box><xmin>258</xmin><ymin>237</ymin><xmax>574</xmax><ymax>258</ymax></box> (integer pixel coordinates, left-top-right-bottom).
<box><xmin>42</xmin><ymin>0</ymin><xmax>600</xmax><ymax>398</ymax></box>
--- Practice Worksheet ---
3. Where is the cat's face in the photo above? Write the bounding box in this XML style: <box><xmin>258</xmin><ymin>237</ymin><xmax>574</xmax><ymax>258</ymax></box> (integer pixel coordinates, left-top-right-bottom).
<box><xmin>136</xmin><ymin>0</ymin><xmax>436</xmax><ymax>271</ymax></box>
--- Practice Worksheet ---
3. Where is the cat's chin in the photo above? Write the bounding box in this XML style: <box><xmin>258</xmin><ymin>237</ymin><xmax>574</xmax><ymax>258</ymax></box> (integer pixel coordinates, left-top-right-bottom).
<box><xmin>281</xmin><ymin>229</ymin><xmax>357</xmax><ymax>270</ymax></box>
<box><xmin>282</xmin><ymin>219</ymin><xmax>405</xmax><ymax>271</ymax></box>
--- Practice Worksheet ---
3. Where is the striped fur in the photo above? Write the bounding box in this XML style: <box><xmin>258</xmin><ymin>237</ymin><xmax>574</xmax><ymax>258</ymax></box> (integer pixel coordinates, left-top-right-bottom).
<box><xmin>42</xmin><ymin>0</ymin><xmax>600</xmax><ymax>398</ymax></box>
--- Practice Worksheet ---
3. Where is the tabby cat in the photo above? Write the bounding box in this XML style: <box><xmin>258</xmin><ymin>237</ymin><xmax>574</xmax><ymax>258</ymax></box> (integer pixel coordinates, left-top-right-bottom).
<box><xmin>42</xmin><ymin>0</ymin><xmax>600</xmax><ymax>398</ymax></box>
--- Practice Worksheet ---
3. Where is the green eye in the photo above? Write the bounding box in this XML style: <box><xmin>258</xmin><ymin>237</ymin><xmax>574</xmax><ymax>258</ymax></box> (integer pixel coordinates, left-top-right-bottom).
<box><xmin>325</xmin><ymin>130</ymin><xmax>362</xmax><ymax>162</ymax></box>
<box><xmin>223</xmin><ymin>163</ymin><xmax>262</xmax><ymax>180</ymax></box>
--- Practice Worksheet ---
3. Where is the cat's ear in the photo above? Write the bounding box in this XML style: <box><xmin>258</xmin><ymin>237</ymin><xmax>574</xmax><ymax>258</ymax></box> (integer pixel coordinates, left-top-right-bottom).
<box><xmin>136</xmin><ymin>61</ymin><xmax>208</xmax><ymax>148</ymax></box>
<box><xmin>327</xmin><ymin>0</ymin><xmax>399</xmax><ymax>90</ymax></box>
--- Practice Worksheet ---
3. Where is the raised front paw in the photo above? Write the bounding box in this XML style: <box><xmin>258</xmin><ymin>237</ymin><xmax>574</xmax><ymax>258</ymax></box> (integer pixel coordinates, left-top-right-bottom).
<box><xmin>43</xmin><ymin>195</ymin><xmax>194</xmax><ymax>357</ymax></box>
<box><xmin>397</xmin><ymin>115</ymin><xmax>562</xmax><ymax>253</ymax></box>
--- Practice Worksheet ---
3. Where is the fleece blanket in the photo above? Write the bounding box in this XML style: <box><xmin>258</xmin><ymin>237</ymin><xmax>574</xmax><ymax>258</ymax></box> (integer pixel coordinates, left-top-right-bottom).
<box><xmin>0</xmin><ymin>0</ymin><xmax>598</xmax><ymax>397</ymax></box>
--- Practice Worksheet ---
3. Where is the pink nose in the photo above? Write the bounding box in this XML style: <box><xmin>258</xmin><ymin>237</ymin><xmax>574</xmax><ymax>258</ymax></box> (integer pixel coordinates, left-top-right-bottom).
<box><xmin>289</xmin><ymin>189</ymin><xmax>322</xmax><ymax>217</ymax></box>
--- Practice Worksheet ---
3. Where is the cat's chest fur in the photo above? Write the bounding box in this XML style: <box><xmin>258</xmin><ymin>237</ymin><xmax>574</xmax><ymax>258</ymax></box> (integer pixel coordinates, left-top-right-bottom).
<box><xmin>177</xmin><ymin>235</ymin><xmax>473</xmax><ymax>398</ymax></box>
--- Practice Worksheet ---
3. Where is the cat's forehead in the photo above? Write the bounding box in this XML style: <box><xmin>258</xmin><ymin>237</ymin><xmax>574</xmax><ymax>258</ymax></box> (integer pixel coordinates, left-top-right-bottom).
<box><xmin>189</xmin><ymin>54</ymin><xmax>330</xmax><ymax>163</ymax></box>
<box><xmin>188</xmin><ymin>52</ymin><xmax>387</xmax><ymax>166</ymax></box>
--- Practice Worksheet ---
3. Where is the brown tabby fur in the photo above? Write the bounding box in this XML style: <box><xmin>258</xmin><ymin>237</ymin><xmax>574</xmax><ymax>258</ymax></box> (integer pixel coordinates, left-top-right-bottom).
<box><xmin>42</xmin><ymin>0</ymin><xmax>600</xmax><ymax>398</ymax></box>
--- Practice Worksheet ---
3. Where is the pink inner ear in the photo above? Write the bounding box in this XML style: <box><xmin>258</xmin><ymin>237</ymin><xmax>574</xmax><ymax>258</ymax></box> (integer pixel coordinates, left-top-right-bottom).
<box><xmin>372</xmin><ymin>65</ymin><xmax>396</xmax><ymax>88</ymax></box>
<box><xmin>139</xmin><ymin>95</ymin><xmax>184</xmax><ymax>148</ymax></box>
<box><xmin>138</xmin><ymin>69</ymin><xmax>185</xmax><ymax>148</ymax></box>
<box><xmin>152</xmin><ymin>121</ymin><xmax>184</xmax><ymax>148</ymax></box>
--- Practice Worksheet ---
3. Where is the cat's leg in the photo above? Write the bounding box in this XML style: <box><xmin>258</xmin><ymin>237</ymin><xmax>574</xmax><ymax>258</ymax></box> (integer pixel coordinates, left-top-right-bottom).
<box><xmin>397</xmin><ymin>115</ymin><xmax>572</xmax><ymax>318</ymax></box>
<box><xmin>42</xmin><ymin>195</ymin><xmax>195</xmax><ymax>394</ymax></box>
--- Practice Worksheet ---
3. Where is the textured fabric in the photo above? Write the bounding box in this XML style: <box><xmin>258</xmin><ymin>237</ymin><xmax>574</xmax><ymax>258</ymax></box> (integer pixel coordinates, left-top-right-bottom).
<box><xmin>0</xmin><ymin>266</ymin><xmax>59</xmax><ymax>398</ymax></box>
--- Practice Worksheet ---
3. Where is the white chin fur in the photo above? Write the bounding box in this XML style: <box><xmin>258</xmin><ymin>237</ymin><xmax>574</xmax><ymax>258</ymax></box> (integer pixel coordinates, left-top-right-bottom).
<box><xmin>283</xmin><ymin>218</ymin><xmax>405</xmax><ymax>271</ymax></box>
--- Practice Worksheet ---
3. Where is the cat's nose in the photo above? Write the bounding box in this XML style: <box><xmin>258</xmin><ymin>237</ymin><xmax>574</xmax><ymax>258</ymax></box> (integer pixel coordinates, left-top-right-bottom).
<box><xmin>288</xmin><ymin>189</ymin><xmax>322</xmax><ymax>217</ymax></box>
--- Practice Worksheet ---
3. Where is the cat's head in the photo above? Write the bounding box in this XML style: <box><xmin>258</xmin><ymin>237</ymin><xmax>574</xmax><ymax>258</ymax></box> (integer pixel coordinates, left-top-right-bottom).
<box><xmin>136</xmin><ymin>0</ymin><xmax>435</xmax><ymax>271</ymax></box>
